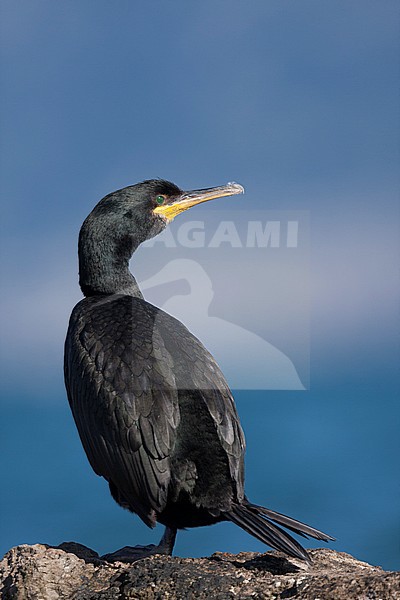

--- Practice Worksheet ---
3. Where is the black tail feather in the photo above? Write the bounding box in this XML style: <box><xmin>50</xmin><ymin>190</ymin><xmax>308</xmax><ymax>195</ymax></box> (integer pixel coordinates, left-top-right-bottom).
<box><xmin>250</xmin><ymin>503</ymin><xmax>335</xmax><ymax>542</ymax></box>
<box><xmin>223</xmin><ymin>502</ymin><xmax>334</xmax><ymax>563</ymax></box>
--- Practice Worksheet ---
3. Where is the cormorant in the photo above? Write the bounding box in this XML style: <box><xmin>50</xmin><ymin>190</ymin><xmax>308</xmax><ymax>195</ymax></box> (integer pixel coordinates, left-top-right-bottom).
<box><xmin>64</xmin><ymin>179</ymin><xmax>333</xmax><ymax>563</ymax></box>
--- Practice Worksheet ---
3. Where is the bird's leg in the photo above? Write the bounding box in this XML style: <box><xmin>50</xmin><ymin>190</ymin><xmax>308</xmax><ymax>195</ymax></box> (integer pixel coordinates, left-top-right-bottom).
<box><xmin>101</xmin><ymin>526</ymin><xmax>177</xmax><ymax>563</ymax></box>
<box><xmin>158</xmin><ymin>525</ymin><xmax>177</xmax><ymax>554</ymax></box>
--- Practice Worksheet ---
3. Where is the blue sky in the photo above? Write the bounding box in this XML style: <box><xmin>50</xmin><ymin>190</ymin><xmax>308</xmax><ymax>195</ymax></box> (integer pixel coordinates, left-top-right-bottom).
<box><xmin>1</xmin><ymin>1</ymin><xmax>399</xmax><ymax>570</ymax></box>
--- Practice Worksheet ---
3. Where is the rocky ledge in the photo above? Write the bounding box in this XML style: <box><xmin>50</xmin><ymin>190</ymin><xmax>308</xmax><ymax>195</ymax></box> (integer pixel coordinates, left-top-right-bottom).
<box><xmin>0</xmin><ymin>543</ymin><xmax>398</xmax><ymax>599</ymax></box>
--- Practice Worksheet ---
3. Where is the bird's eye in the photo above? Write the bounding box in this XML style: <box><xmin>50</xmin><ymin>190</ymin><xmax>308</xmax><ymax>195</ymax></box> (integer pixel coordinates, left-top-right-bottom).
<box><xmin>155</xmin><ymin>195</ymin><xmax>165</xmax><ymax>205</ymax></box>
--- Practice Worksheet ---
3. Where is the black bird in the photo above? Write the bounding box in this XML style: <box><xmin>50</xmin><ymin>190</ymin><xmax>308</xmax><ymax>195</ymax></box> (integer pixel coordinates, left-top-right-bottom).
<box><xmin>64</xmin><ymin>179</ymin><xmax>333</xmax><ymax>563</ymax></box>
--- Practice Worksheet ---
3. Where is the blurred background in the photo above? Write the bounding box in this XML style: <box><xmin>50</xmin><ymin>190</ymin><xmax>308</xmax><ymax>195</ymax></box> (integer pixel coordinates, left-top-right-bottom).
<box><xmin>0</xmin><ymin>1</ymin><xmax>398</xmax><ymax>570</ymax></box>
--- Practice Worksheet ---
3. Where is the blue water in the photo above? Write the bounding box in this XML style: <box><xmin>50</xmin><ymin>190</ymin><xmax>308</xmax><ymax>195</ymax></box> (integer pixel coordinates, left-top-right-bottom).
<box><xmin>1</xmin><ymin>384</ymin><xmax>398</xmax><ymax>571</ymax></box>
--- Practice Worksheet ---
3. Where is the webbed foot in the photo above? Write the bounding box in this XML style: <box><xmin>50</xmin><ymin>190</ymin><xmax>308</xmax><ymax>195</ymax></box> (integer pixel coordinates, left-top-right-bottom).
<box><xmin>101</xmin><ymin>544</ymin><xmax>160</xmax><ymax>562</ymax></box>
<box><xmin>101</xmin><ymin>526</ymin><xmax>177</xmax><ymax>563</ymax></box>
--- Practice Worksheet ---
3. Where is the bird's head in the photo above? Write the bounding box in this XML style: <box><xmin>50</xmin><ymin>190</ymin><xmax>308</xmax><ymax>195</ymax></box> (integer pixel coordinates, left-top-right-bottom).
<box><xmin>78</xmin><ymin>179</ymin><xmax>244</xmax><ymax>295</ymax></box>
<box><xmin>80</xmin><ymin>178</ymin><xmax>244</xmax><ymax>252</ymax></box>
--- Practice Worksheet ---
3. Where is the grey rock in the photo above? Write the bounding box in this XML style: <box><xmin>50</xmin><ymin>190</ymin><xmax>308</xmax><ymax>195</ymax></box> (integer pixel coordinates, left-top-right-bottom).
<box><xmin>0</xmin><ymin>543</ymin><xmax>398</xmax><ymax>600</ymax></box>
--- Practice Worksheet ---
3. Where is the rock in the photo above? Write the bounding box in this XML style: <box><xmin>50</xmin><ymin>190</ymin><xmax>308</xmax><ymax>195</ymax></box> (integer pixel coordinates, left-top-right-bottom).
<box><xmin>0</xmin><ymin>544</ymin><xmax>398</xmax><ymax>599</ymax></box>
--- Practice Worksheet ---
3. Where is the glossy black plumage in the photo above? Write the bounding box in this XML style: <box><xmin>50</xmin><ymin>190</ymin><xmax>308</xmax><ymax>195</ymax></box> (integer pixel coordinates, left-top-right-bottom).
<box><xmin>65</xmin><ymin>294</ymin><xmax>245</xmax><ymax>526</ymax></box>
<box><xmin>64</xmin><ymin>179</ymin><xmax>333</xmax><ymax>562</ymax></box>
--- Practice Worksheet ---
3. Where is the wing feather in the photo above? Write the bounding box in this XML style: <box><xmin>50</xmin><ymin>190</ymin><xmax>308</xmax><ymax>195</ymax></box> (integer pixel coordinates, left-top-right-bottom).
<box><xmin>65</xmin><ymin>293</ymin><xmax>246</xmax><ymax>525</ymax></box>
<box><xmin>65</xmin><ymin>295</ymin><xmax>180</xmax><ymax>526</ymax></box>
<box><xmin>148</xmin><ymin>307</ymin><xmax>246</xmax><ymax>502</ymax></box>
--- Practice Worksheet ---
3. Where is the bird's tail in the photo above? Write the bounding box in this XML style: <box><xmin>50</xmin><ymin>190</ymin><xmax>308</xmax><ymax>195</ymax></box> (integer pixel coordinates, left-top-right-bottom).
<box><xmin>223</xmin><ymin>502</ymin><xmax>335</xmax><ymax>562</ymax></box>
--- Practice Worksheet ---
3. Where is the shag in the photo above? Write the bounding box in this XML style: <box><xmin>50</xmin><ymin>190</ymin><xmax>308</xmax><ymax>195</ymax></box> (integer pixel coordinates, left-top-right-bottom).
<box><xmin>64</xmin><ymin>179</ymin><xmax>333</xmax><ymax>563</ymax></box>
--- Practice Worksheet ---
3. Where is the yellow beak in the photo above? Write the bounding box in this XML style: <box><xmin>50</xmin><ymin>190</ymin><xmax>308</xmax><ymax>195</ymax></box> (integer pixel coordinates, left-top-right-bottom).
<box><xmin>153</xmin><ymin>182</ymin><xmax>244</xmax><ymax>221</ymax></box>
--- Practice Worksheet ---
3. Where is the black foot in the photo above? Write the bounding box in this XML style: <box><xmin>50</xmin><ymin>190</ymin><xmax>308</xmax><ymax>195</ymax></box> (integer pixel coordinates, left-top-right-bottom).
<box><xmin>101</xmin><ymin>526</ymin><xmax>177</xmax><ymax>563</ymax></box>
<box><xmin>101</xmin><ymin>544</ymin><xmax>163</xmax><ymax>563</ymax></box>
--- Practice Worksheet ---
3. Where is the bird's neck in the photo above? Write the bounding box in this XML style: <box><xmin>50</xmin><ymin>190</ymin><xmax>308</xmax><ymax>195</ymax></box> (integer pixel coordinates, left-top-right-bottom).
<box><xmin>78</xmin><ymin>234</ymin><xmax>143</xmax><ymax>298</ymax></box>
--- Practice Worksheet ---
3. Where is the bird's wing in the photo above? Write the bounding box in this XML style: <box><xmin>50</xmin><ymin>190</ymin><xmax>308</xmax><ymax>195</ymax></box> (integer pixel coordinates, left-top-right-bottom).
<box><xmin>154</xmin><ymin>308</ymin><xmax>246</xmax><ymax>502</ymax></box>
<box><xmin>64</xmin><ymin>295</ymin><xmax>180</xmax><ymax>526</ymax></box>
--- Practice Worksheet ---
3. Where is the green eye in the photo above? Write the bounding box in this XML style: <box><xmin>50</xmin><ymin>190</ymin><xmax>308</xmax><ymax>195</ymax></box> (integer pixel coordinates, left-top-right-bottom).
<box><xmin>156</xmin><ymin>195</ymin><xmax>165</xmax><ymax>205</ymax></box>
